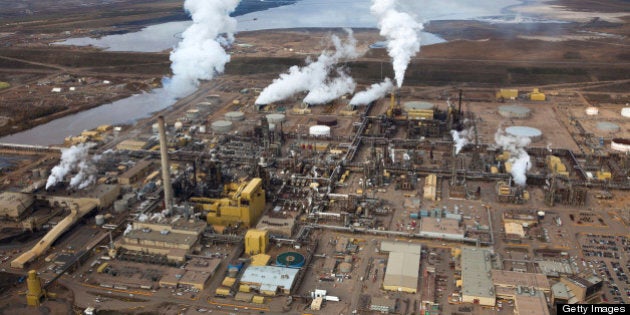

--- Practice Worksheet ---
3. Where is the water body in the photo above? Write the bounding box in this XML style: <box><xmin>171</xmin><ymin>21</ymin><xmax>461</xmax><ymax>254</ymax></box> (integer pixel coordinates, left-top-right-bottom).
<box><xmin>6</xmin><ymin>0</ymin><xmax>537</xmax><ymax>145</ymax></box>
<box><xmin>1</xmin><ymin>89</ymin><xmax>174</xmax><ymax>146</ymax></box>
<box><xmin>54</xmin><ymin>0</ymin><xmax>530</xmax><ymax>52</ymax></box>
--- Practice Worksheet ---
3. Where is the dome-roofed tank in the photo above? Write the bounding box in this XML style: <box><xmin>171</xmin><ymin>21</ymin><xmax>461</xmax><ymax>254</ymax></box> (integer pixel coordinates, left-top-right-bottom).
<box><xmin>276</xmin><ymin>252</ymin><xmax>305</xmax><ymax>268</ymax></box>
<box><xmin>211</xmin><ymin>120</ymin><xmax>233</xmax><ymax>133</ymax></box>
<box><xmin>506</xmin><ymin>126</ymin><xmax>542</xmax><ymax>141</ymax></box>
<box><xmin>597</xmin><ymin>122</ymin><xmax>620</xmax><ymax>133</ymax></box>
<box><xmin>498</xmin><ymin>105</ymin><xmax>531</xmax><ymax>119</ymax></box>
<box><xmin>225</xmin><ymin>111</ymin><xmax>245</xmax><ymax>121</ymax></box>
<box><xmin>266</xmin><ymin>114</ymin><xmax>286</xmax><ymax>124</ymax></box>
<box><xmin>309</xmin><ymin>125</ymin><xmax>331</xmax><ymax>136</ymax></box>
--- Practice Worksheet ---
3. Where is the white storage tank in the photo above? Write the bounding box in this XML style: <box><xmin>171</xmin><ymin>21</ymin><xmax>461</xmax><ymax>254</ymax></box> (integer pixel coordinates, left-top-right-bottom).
<box><xmin>199</xmin><ymin>125</ymin><xmax>207</xmax><ymax>133</ymax></box>
<box><xmin>266</xmin><ymin>113</ymin><xmax>286</xmax><ymax>124</ymax></box>
<box><xmin>174</xmin><ymin>121</ymin><xmax>183</xmax><ymax>131</ymax></box>
<box><xmin>309</xmin><ymin>125</ymin><xmax>331</xmax><ymax>137</ymax></box>
<box><xmin>211</xmin><ymin>120</ymin><xmax>233</xmax><ymax>133</ymax></box>
<box><xmin>95</xmin><ymin>215</ymin><xmax>105</xmax><ymax>226</ymax></box>
<box><xmin>498</xmin><ymin>105</ymin><xmax>531</xmax><ymax>119</ymax></box>
<box><xmin>585</xmin><ymin>107</ymin><xmax>599</xmax><ymax>116</ymax></box>
<box><xmin>225</xmin><ymin>111</ymin><xmax>245</xmax><ymax>121</ymax></box>
<box><xmin>611</xmin><ymin>138</ymin><xmax>630</xmax><ymax>153</ymax></box>
<box><xmin>505</xmin><ymin>126</ymin><xmax>542</xmax><ymax>142</ymax></box>
<box><xmin>186</xmin><ymin>109</ymin><xmax>200</xmax><ymax>119</ymax></box>
<box><xmin>622</xmin><ymin>107</ymin><xmax>630</xmax><ymax>118</ymax></box>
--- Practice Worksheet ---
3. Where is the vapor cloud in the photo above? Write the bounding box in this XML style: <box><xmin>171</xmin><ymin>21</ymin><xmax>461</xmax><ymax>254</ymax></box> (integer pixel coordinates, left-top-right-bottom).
<box><xmin>371</xmin><ymin>0</ymin><xmax>422</xmax><ymax>87</ymax></box>
<box><xmin>46</xmin><ymin>143</ymin><xmax>99</xmax><ymax>190</ymax></box>
<box><xmin>255</xmin><ymin>29</ymin><xmax>359</xmax><ymax>105</ymax></box>
<box><xmin>349</xmin><ymin>78</ymin><xmax>393</xmax><ymax>106</ymax></box>
<box><xmin>165</xmin><ymin>0</ymin><xmax>240</xmax><ymax>97</ymax></box>
<box><xmin>494</xmin><ymin>128</ymin><xmax>532</xmax><ymax>186</ymax></box>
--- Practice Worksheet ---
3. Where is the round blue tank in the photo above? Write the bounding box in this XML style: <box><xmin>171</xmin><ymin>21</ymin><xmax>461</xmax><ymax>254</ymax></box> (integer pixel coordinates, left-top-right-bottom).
<box><xmin>275</xmin><ymin>252</ymin><xmax>305</xmax><ymax>268</ymax></box>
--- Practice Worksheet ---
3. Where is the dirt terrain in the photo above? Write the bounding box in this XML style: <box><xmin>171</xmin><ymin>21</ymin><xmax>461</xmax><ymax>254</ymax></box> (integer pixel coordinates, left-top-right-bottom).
<box><xmin>0</xmin><ymin>0</ymin><xmax>628</xmax><ymax>138</ymax></box>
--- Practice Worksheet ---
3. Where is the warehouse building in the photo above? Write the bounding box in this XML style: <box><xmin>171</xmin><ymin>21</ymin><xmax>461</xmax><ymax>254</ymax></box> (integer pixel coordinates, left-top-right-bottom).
<box><xmin>559</xmin><ymin>275</ymin><xmax>603</xmax><ymax>303</ymax></box>
<box><xmin>0</xmin><ymin>192</ymin><xmax>33</xmax><ymax>221</ymax></box>
<box><xmin>381</xmin><ymin>241</ymin><xmax>421</xmax><ymax>293</ymax></box>
<box><xmin>117</xmin><ymin>219</ymin><xmax>206</xmax><ymax>263</ymax></box>
<box><xmin>514</xmin><ymin>292</ymin><xmax>550</xmax><ymax>315</ymax></box>
<box><xmin>492</xmin><ymin>270</ymin><xmax>551</xmax><ymax>299</ymax></box>
<box><xmin>240</xmin><ymin>265</ymin><xmax>299</xmax><ymax>296</ymax></box>
<box><xmin>461</xmin><ymin>247</ymin><xmax>495</xmax><ymax>306</ymax></box>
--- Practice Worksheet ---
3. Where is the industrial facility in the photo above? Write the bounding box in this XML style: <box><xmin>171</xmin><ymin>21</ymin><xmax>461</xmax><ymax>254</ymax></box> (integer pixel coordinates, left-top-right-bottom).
<box><xmin>0</xmin><ymin>1</ymin><xmax>629</xmax><ymax>314</ymax></box>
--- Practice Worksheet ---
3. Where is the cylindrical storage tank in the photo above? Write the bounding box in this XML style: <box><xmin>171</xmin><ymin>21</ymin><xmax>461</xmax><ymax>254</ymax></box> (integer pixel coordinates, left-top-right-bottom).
<box><xmin>174</xmin><ymin>121</ymin><xmax>183</xmax><ymax>131</ymax></box>
<box><xmin>597</xmin><ymin>122</ymin><xmax>620</xmax><ymax>133</ymax></box>
<box><xmin>266</xmin><ymin>114</ymin><xmax>286</xmax><ymax>124</ymax></box>
<box><xmin>611</xmin><ymin>138</ymin><xmax>630</xmax><ymax>153</ymax></box>
<box><xmin>537</xmin><ymin>211</ymin><xmax>545</xmax><ymax>219</ymax></box>
<box><xmin>505</xmin><ymin>126</ymin><xmax>542</xmax><ymax>142</ymax></box>
<box><xmin>498</xmin><ymin>105</ymin><xmax>531</xmax><ymax>119</ymax></box>
<box><xmin>621</xmin><ymin>107</ymin><xmax>630</xmax><ymax>118</ymax></box>
<box><xmin>225</xmin><ymin>111</ymin><xmax>245</xmax><ymax>121</ymax></box>
<box><xmin>585</xmin><ymin>107</ymin><xmax>599</xmax><ymax>116</ymax></box>
<box><xmin>95</xmin><ymin>215</ymin><xmax>105</xmax><ymax>226</ymax></box>
<box><xmin>276</xmin><ymin>252</ymin><xmax>305</xmax><ymax>268</ymax></box>
<box><xmin>211</xmin><ymin>120</ymin><xmax>233</xmax><ymax>133</ymax></box>
<box><xmin>186</xmin><ymin>109</ymin><xmax>200</xmax><ymax>119</ymax></box>
<box><xmin>198</xmin><ymin>125</ymin><xmax>207</xmax><ymax>133</ymax></box>
<box><xmin>317</xmin><ymin>116</ymin><xmax>338</xmax><ymax>126</ymax></box>
<box><xmin>152</xmin><ymin>123</ymin><xmax>159</xmax><ymax>134</ymax></box>
<box><xmin>309</xmin><ymin>125</ymin><xmax>331</xmax><ymax>137</ymax></box>
<box><xmin>338</xmin><ymin>262</ymin><xmax>352</xmax><ymax>273</ymax></box>
<box><xmin>114</xmin><ymin>200</ymin><xmax>127</xmax><ymax>213</ymax></box>
<box><xmin>344</xmin><ymin>255</ymin><xmax>353</xmax><ymax>263</ymax></box>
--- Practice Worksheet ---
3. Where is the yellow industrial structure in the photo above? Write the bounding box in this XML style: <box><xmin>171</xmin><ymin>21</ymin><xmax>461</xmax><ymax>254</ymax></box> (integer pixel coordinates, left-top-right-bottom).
<box><xmin>26</xmin><ymin>270</ymin><xmax>45</xmax><ymax>307</ymax></box>
<box><xmin>546</xmin><ymin>156</ymin><xmax>569</xmax><ymax>176</ymax></box>
<box><xmin>245</xmin><ymin>229</ymin><xmax>269</xmax><ymax>255</ymax></box>
<box><xmin>423</xmin><ymin>174</ymin><xmax>437</xmax><ymax>201</ymax></box>
<box><xmin>496</xmin><ymin>89</ymin><xmax>519</xmax><ymax>100</ymax></box>
<box><xmin>530</xmin><ymin>88</ymin><xmax>546</xmax><ymax>101</ymax></box>
<box><xmin>193</xmin><ymin>178</ymin><xmax>265</xmax><ymax>228</ymax></box>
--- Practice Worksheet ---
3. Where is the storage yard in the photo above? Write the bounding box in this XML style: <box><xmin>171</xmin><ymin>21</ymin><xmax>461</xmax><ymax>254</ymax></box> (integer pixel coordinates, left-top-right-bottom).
<box><xmin>0</xmin><ymin>0</ymin><xmax>629</xmax><ymax>315</ymax></box>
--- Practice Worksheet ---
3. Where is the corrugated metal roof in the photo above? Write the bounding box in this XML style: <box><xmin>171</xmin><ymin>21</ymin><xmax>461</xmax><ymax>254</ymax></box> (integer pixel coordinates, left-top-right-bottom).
<box><xmin>461</xmin><ymin>247</ymin><xmax>495</xmax><ymax>299</ymax></box>
<box><xmin>240</xmin><ymin>266</ymin><xmax>299</xmax><ymax>292</ymax></box>
<box><xmin>383</xmin><ymin>251</ymin><xmax>420</xmax><ymax>291</ymax></box>
<box><xmin>381</xmin><ymin>241</ymin><xmax>422</xmax><ymax>255</ymax></box>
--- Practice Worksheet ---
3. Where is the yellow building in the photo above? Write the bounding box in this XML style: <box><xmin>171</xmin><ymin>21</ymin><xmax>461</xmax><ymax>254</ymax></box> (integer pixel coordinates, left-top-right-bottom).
<box><xmin>26</xmin><ymin>270</ymin><xmax>45</xmax><ymax>306</ymax></box>
<box><xmin>245</xmin><ymin>229</ymin><xmax>269</xmax><ymax>255</ymax></box>
<box><xmin>530</xmin><ymin>88</ymin><xmax>546</xmax><ymax>101</ymax></box>
<box><xmin>197</xmin><ymin>178</ymin><xmax>265</xmax><ymax>228</ymax></box>
<box><xmin>496</xmin><ymin>89</ymin><xmax>519</xmax><ymax>100</ymax></box>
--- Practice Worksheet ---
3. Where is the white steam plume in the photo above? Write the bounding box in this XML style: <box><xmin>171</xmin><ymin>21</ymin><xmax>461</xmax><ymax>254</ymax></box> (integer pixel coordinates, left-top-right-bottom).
<box><xmin>349</xmin><ymin>78</ymin><xmax>393</xmax><ymax>106</ymax></box>
<box><xmin>450</xmin><ymin>129</ymin><xmax>474</xmax><ymax>155</ymax></box>
<box><xmin>371</xmin><ymin>0</ymin><xmax>422</xmax><ymax>88</ymax></box>
<box><xmin>303</xmin><ymin>69</ymin><xmax>356</xmax><ymax>105</ymax></box>
<box><xmin>166</xmin><ymin>0</ymin><xmax>240</xmax><ymax>97</ymax></box>
<box><xmin>46</xmin><ymin>143</ymin><xmax>98</xmax><ymax>190</ymax></box>
<box><xmin>255</xmin><ymin>29</ymin><xmax>359</xmax><ymax>105</ymax></box>
<box><xmin>494</xmin><ymin>128</ymin><xmax>532</xmax><ymax>186</ymax></box>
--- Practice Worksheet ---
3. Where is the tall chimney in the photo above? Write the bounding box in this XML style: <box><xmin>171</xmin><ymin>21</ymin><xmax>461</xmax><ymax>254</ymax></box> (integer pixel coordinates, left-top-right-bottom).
<box><xmin>157</xmin><ymin>116</ymin><xmax>173</xmax><ymax>212</ymax></box>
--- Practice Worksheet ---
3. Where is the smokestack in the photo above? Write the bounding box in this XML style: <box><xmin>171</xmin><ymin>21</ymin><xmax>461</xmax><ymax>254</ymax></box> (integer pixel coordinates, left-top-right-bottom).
<box><xmin>158</xmin><ymin>116</ymin><xmax>173</xmax><ymax>212</ymax></box>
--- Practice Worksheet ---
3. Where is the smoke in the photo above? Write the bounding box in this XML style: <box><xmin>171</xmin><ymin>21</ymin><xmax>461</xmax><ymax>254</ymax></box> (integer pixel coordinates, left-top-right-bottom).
<box><xmin>450</xmin><ymin>129</ymin><xmax>474</xmax><ymax>155</ymax></box>
<box><xmin>255</xmin><ymin>29</ymin><xmax>359</xmax><ymax>105</ymax></box>
<box><xmin>303</xmin><ymin>69</ymin><xmax>356</xmax><ymax>105</ymax></box>
<box><xmin>494</xmin><ymin>128</ymin><xmax>532</xmax><ymax>186</ymax></box>
<box><xmin>349</xmin><ymin>78</ymin><xmax>393</xmax><ymax>106</ymax></box>
<box><xmin>46</xmin><ymin>143</ymin><xmax>100</xmax><ymax>190</ymax></box>
<box><xmin>371</xmin><ymin>0</ymin><xmax>422</xmax><ymax>87</ymax></box>
<box><xmin>165</xmin><ymin>0</ymin><xmax>240</xmax><ymax>97</ymax></box>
